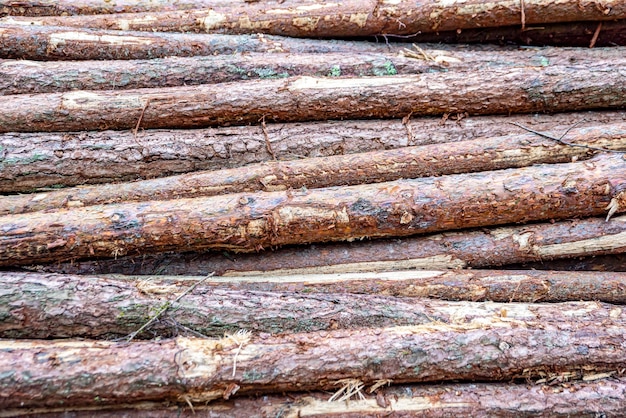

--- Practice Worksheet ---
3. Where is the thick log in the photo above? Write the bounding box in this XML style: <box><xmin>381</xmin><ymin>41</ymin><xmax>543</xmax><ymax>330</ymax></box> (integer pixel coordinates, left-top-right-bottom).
<box><xmin>3</xmin><ymin>111</ymin><xmax>625</xmax><ymax>193</ymax></box>
<box><xmin>9</xmin><ymin>379</ymin><xmax>626</xmax><ymax>418</ymax></box>
<box><xmin>2</xmin><ymin>314</ymin><xmax>626</xmax><ymax>408</ymax></box>
<box><xmin>43</xmin><ymin>215</ymin><xmax>626</xmax><ymax>276</ymax></box>
<box><xmin>0</xmin><ymin>24</ymin><xmax>377</xmax><ymax>61</ymax></box>
<box><xmin>7</xmin><ymin>271</ymin><xmax>626</xmax><ymax>338</ymax></box>
<box><xmin>2</xmin><ymin>63</ymin><xmax>626</xmax><ymax>133</ymax></box>
<box><xmin>5</xmin><ymin>122</ymin><xmax>626</xmax><ymax>216</ymax></box>
<box><xmin>2</xmin><ymin>0</ymin><xmax>624</xmax><ymax>37</ymax></box>
<box><xmin>1</xmin><ymin>154</ymin><xmax>625</xmax><ymax>266</ymax></box>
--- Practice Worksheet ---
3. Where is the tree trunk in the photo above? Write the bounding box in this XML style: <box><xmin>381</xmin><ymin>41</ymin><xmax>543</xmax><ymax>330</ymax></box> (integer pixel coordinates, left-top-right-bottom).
<box><xmin>3</xmin><ymin>111</ymin><xmax>624</xmax><ymax>193</ymax></box>
<box><xmin>2</xmin><ymin>63</ymin><xmax>626</xmax><ymax>133</ymax></box>
<box><xmin>0</xmin><ymin>24</ymin><xmax>377</xmax><ymax>61</ymax></box>
<box><xmin>1</xmin><ymin>154</ymin><xmax>625</xmax><ymax>266</ymax></box>
<box><xmin>3</xmin><ymin>0</ymin><xmax>624</xmax><ymax>37</ymax></box>
<box><xmin>11</xmin><ymin>378</ymin><xmax>626</xmax><ymax>417</ymax></box>
<box><xmin>507</xmin><ymin>253</ymin><xmax>626</xmax><ymax>272</ymax></box>
<box><xmin>2</xmin><ymin>317</ymin><xmax>626</xmax><ymax>408</ymax></box>
<box><xmin>41</xmin><ymin>215</ymin><xmax>626</xmax><ymax>276</ymax></box>
<box><xmin>5</xmin><ymin>122</ymin><xmax>626</xmax><ymax>216</ymax></box>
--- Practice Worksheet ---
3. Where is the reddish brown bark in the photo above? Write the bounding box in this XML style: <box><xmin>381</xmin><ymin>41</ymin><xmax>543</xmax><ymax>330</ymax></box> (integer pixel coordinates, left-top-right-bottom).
<box><xmin>5</xmin><ymin>121</ymin><xmax>625</xmax><ymax>216</ymax></box>
<box><xmin>1</xmin><ymin>318</ymin><xmax>625</xmax><ymax>408</ymax></box>
<box><xmin>2</xmin><ymin>0</ymin><xmax>624</xmax><ymax>37</ymax></box>
<box><xmin>3</xmin><ymin>111</ymin><xmax>624</xmax><ymax>193</ymax></box>
<box><xmin>2</xmin><ymin>63</ymin><xmax>626</xmax><ymax>133</ymax></box>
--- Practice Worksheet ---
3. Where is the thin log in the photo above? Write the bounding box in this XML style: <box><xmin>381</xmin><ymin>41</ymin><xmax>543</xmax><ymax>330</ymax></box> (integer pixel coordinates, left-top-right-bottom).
<box><xmin>0</xmin><ymin>24</ymin><xmax>379</xmax><ymax>61</ymax></box>
<box><xmin>1</xmin><ymin>153</ymin><xmax>625</xmax><ymax>266</ymax></box>
<box><xmin>8</xmin><ymin>379</ymin><xmax>626</xmax><ymax>418</ymax></box>
<box><xmin>3</xmin><ymin>111</ymin><xmax>625</xmax><ymax>193</ymax></box>
<box><xmin>2</xmin><ymin>0</ymin><xmax>624</xmax><ymax>37</ymax></box>
<box><xmin>1</xmin><ymin>316</ymin><xmax>626</xmax><ymax>408</ymax></box>
<box><xmin>42</xmin><ymin>215</ymin><xmax>626</xmax><ymax>276</ymax></box>
<box><xmin>507</xmin><ymin>253</ymin><xmax>626</xmax><ymax>272</ymax></box>
<box><xmin>4</xmin><ymin>122</ymin><xmax>626</xmax><ymax>216</ymax></box>
<box><xmin>2</xmin><ymin>63</ymin><xmax>626</xmax><ymax>133</ymax></box>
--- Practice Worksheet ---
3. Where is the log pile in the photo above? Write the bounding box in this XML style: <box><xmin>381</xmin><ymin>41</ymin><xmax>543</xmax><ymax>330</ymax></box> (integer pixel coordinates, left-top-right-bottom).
<box><xmin>1</xmin><ymin>1</ymin><xmax>626</xmax><ymax>416</ymax></box>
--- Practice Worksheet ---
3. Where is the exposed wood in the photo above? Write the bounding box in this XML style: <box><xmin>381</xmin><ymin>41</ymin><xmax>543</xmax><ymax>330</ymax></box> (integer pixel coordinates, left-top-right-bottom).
<box><xmin>3</xmin><ymin>111</ymin><xmax>625</xmax><ymax>193</ymax></box>
<box><xmin>2</xmin><ymin>154</ymin><xmax>626</xmax><ymax>267</ymax></box>
<box><xmin>2</xmin><ymin>315</ymin><xmax>626</xmax><ymax>408</ymax></box>
<box><xmin>5</xmin><ymin>122</ymin><xmax>626</xmax><ymax>216</ymax></box>
<box><xmin>2</xmin><ymin>62</ymin><xmax>626</xmax><ymax>133</ymax></box>
<box><xmin>2</xmin><ymin>0</ymin><xmax>624</xmax><ymax>38</ymax></box>
<box><xmin>8</xmin><ymin>378</ymin><xmax>626</xmax><ymax>418</ymax></box>
<box><xmin>43</xmin><ymin>215</ymin><xmax>626</xmax><ymax>276</ymax></box>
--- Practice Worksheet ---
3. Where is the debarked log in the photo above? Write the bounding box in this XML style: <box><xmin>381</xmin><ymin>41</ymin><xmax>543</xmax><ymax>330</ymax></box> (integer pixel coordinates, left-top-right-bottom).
<box><xmin>4</xmin><ymin>122</ymin><xmax>626</xmax><ymax>216</ymax></box>
<box><xmin>3</xmin><ymin>111</ymin><xmax>625</xmax><ymax>193</ymax></box>
<box><xmin>2</xmin><ymin>63</ymin><xmax>626</xmax><ymax>133</ymax></box>
<box><xmin>1</xmin><ymin>153</ymin><xmax>625</xmax><ymax>266</ymax></box>
<box><xmin>1</xmin><ymin>320</ymin><xmax>626</xmax><ymax>408</ymax></box>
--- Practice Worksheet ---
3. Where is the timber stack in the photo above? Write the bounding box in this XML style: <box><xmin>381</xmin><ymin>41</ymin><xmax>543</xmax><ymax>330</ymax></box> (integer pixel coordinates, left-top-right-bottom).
<box><xmin>1</xmin><ymin>0</ymin><xmax>626</xmax><ymax>416</ymax></box>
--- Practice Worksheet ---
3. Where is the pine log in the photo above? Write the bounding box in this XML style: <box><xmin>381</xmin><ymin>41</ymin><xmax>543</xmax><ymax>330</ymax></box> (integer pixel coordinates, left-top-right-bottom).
<box><xmin>1</xmin><ymin>316</ymin><xmax>626</xmax><ymax>408</ymax></box>
<box><xmin>2</xmin><ymin>0</ymin><xmax>624</xmax><ymax>38</ymax></box>
<box><xmin>42</xmin><ymin>215</ymin><xmax>626</xmax><ymax>276</ymax></box>
<box><xmin>3</xmin><ymin>111</ymin><xmax>625</xmax><ymax>193</ymax></box>
<box><xmin>9</xmin><ymin>379</ymin><xmax>626</xmax><ymax>418</ymax></box>
<box><xmin>508</xmin><ymin>253</ymin><xmax>626</xmax><ymax>272</ymax></box>
<box><xmin>0</xmin><ymin>24</ymin><xmax>377</xmax><ymax>61</ymax></box>
<box><xmin>2</xmin><ymin>154</ymin><xmax>625</xmax><ymax>266</ymax></box>
<box><xmin>3</xmin><ymin>64</ymin><xmax>626</xmax><ymax>133</ymax></box>
<box><xmin>5</xmin><ymin>122</ymin><xmax>626</xmax><ymax>216</ymax></box>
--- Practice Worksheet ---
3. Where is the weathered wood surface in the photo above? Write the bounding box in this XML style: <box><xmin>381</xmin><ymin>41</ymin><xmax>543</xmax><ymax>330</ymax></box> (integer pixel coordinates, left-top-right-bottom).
<box><xmin>2</xmin><ymin>315</ymin><xmax>626</xmax><ymax>408</ymax></box>
<box><xmin>0</xmin><ymin>24</ymin><xmax>377</xmax><ymax>61</ymax></box>
<box><xmin>5</xmin><ymin>122</ymin><xmax>625</xmax><ymax>216</ymax></box>
<box><xmin>3</xmin><ymin>111</ymin><xmax>624</xmax><ymax>193</ymax></box>
<box><xmin>7</xmin><ymin>271</ymin><xmax>626</xmax><ymax>338</ymax></box>
<box><xmin>10</xmin><ymin>379</ymin><xmax>626</xmax><ymax>418</ymax></box>
<box><xmin>3</xmin><ymin>62</ymin><xmax>626</xmax><ymax>133</ymax></box>
<box><xmin>2</xmin><ymin>154</ymin><xmax>625</xmax><ymax>266</ymax></box>
<box><xmin>2</xmin><ymin>0</ymin><xmax>624</xmax><ymax>37</ymax></box>
<box><xmin>44</xmin><ymin>215</ymin><xmax>626</xmax><ymax>276</ymax></box>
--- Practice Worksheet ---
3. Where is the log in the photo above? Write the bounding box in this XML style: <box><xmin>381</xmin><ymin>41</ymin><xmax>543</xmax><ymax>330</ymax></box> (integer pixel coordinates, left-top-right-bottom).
<box><xmin>2</xmin><ymin>0</ymin><xmax>624</xmax><ymax>37</ymax></box>
<box><xmin>3</xmin><ymin>111</ymin><xmax>625</xmax><ymax>193</ymax></box>
<box><xmin>42</xmin><ymin>215</ymin><xmax>626</xmax><ymax>276</ymax></box>
<box><xmin>9</xmin><ymin>379</ymin><xmax>626</xmax><ymax>417</ymax></box>
<box><xmin>3</xmin><ymin>270</ymin><xmax>626</xmax><ymax>339</ymax></box>
<box><xmin>2</xmin><ymin>154</ymin><xmax>625</xmax><ymax>266</ymax></box>
<box><xmin>0</xmin><ymin>24</ymin><xmax>377</xmax><ymax>61</ymax></box>
<box><xmin>2</xmin><ymin>315</ymin><xmax>626</xmax><ymax>408</ymax></box>
<box><xmin>2</xmin><ymin>63</ymin><xmax>626</xmax><ymax>133</ymax></box>
<box><xmin>508</xmin><ymin>253</ymin><xmax>626</xmax><ymax>272</ymax></box>
<box><xmin>5</xmin><ymin>121</ymin><xmax>626</xmax><ymax>216</ymax></box>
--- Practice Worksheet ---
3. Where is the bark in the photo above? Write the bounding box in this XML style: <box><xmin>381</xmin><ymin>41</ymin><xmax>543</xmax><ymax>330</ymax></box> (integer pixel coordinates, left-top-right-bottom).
<box><xmin>42</xmin><ymin>215</ymin><xmax>626</xmax><ymax>277</ymax></box>
<box><xmin>2</xmin><ymin>63</ymin><xmax>626</xmax><ymax>133</ymax></box>
<box><xmin>5</xmin><ymin>44</ymin><xmax>624</xmax><ymax>94</ymax></box>
<box><xmin>2</xmin><ymin>0</ymin><xmax>624</xmax><ymax>37</ymax></box>
<box><xmin>0</xmin><ymin>24</ymin><xmax>378</xmax><ymax>61</ymax></box>
<box><xmin>3</xmin><ymin>111</ymin><xmax>625</xmax><ymax>193</ymax></box>
<box><xmin>5</xmin><ymin>122</ymin><xmax>626</xmax><ymax>216</ymax></box>
<box><xmin>7</xmin><ymin>271</ymin><xmax>626</xmax><ymax>338</ymax></box>
<box><xmin>10</xmin><ymin>379</ymin><xmax>626</xmax><ymax>418</ymax></box>
<box><xmin>1</xmin><ymin>317</ymin><xmax>626</xmax><ymax>408</ymax></box>
<box><xmin>2</xmin><ymin>154</ymin><xmax>625</xmax><ymax>267</ymax></box>
<box><xmin>507</xmin><ymin>253</ymin><xmax>626</xmax><ymax>272</ymax></box>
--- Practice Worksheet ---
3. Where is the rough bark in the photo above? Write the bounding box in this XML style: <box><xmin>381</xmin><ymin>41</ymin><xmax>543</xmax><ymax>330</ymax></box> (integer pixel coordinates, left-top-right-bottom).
<box><xmin>2</xmin><ymin>0</ymin><xmax>624</xmax><ymax>37</ymax></box>
<box><xmin>507</xmin><ymin>253</ymin><xmax>626</xmax><ymax>272</ymax></box>
<box><xmin>42</xmin><ymin>215</ymin><xmax>626</xmax><ymax>277</ymax></box>
<box><xmin>5</xmin><ymin>122</ymin><xmax>626</xmax><ymax>216</ymax></box>
<box><xmin>2</xmin><ymin>154</ymin><xmax>625</xmax><ymax>266</ymax></box>
<box><xmin>3</xmin><ymin>63</ymin><xmax>626</xmax><ymax>133</ymax></box>
<box><xmin>3</xmin><ymin>111</ymin><xmax>625</xmax><ymax>193</ymax></box>
<box><xmin>1</xmin><ymin>317</ymin><xmax>626</xmax><ymax>408</ymax></box>
<box><xmin>10</xmin><ymin>379</ymin><xmax>626</xmax><ymax>418</ymax></box>
<box><xmin>0</xmin><ymin>24</ymin><xmax>378</xmax><ymax>61</ymax></box>
<box><xmin>6</xmin><ymin>271</ymin><xmax>626</xmax><ymax>338</ymax></box>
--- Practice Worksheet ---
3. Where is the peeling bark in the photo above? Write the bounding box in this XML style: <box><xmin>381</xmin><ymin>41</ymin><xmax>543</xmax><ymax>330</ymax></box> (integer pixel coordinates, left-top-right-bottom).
<box><xmin>2</xmin><ymin>63</ymin><xmax>626</xmax><ymax>133</ymax></box>
<box><xmin>3</xmin><ymin>111</ymin><xmax>625</xmax><ymax>193</ymax></box>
